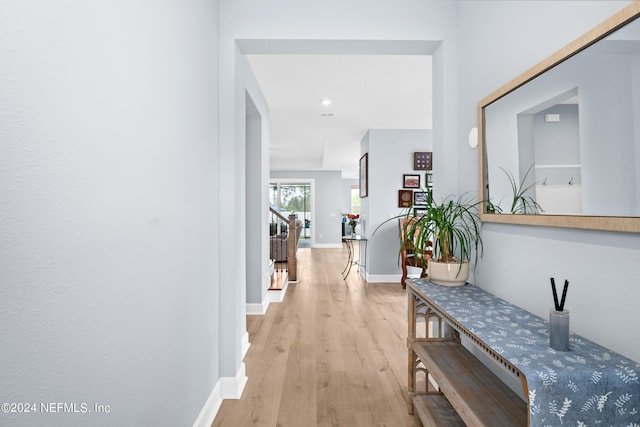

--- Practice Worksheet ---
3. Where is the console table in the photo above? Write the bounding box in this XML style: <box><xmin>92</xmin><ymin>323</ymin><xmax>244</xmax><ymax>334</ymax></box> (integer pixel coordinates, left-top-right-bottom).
<box><xmin>341</xmin><ymin>235</ymin><xmax>367</xmax><ymax>279</ymax></box>
<box><xmin>407</xmin><ymin>278</ymin><xmax>640</xmax><ymax>426</ymax></box>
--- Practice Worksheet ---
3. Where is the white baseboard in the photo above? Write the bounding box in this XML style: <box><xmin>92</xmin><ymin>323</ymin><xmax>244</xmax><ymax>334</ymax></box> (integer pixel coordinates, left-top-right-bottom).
<box><xmin>241</xmin><ymin>331</ymin><xmax>250</xmax><ymax>360</ymax></box>
<box><xmin>220</xmin><ymin>363</ymin><xmax>247</xmax><ymax>399</ymax></box>
<box><xmin>365</xmin><ymin>271</ymin><xmax>423</xmax><ymax>284</ymax></box>
<box><xmin>247</xmin><ymin>279</ymin><xmax>289</xmax><ymax>315</ymax></box>
<box><xmin>246</xmin><ymin>301</ymin><xmax>268</xmax><ymax>315</ymax></box>
<box><xmin>312</xmin><ymin>243</ymin><xmax>342</xmax><ymax>249</ymax></box>
<box><xmin>268</xmin><ymin>279</ymin><xmax>288</xmax><ymax>302</ymax></box>
<box><xmin>365</xmin><ymin>273</ymin><xmax>402</xmax><ymax>283</ymax></box>
<box><xmin>192</xmin><ymin>381</ymin><xmax>222</xmax><ymax>427</ymax></box>
<box><xmin>192</xmin><ymin>363</ymin><xmax>247</xmax><ymax>427</ymax></box>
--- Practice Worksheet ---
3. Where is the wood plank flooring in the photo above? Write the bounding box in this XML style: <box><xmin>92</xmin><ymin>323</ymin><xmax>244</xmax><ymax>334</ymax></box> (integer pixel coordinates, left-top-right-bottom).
<box><xmin>212</xmin><ymin>246</ymin><xmax>422</xmax><ymax>427</ymax></box>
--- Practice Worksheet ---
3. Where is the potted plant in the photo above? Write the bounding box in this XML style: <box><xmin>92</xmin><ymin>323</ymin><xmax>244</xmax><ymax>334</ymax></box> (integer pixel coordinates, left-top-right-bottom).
<box><xmin>377</xmin><ymin>193</ymin><xmax>482</xmax><ymax>287</ymax></box>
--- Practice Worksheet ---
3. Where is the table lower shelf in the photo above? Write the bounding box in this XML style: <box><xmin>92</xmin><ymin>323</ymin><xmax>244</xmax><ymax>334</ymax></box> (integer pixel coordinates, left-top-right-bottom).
<box><xmin>413</xmin><ymin>395</ymin><xmax>465</xmax><ymax>426</ymax></box>
<box><xmin>412</xmin><ymin>340</ymin><xmax>527</xmax><ymax>426</ymax></box>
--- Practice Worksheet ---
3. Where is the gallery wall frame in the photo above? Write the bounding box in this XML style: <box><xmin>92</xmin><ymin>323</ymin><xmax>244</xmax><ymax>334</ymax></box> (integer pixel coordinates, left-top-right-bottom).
<box><xmin>403</xmin><ymin>174</ymin><xmax>420</xmax><ymax>189</ymax></box>
<box><xmin>398</xmin><ymin>189</ymin><xmax>413</xmax><ymax>208</ymax></box>
<box><xmin>413</xmin><ymin>191</ymin><xmax>428</xmax><ymax>206</ymax></box>
<box><xmin>413</xmin><ymin>207</ymin><xmax>427</xmax><ymax>217</ymax></box>
<box><xmin>413</xmin><ymin>151</ymin><xmax>432</xmax><ymax>170</ymax></box>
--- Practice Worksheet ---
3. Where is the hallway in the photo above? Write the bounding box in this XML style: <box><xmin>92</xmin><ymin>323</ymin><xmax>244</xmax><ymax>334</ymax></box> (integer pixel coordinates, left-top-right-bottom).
<box><xmin>212</xmin><ymin>246</ymin><xmax>420</xmax><ymax>426</ymax></box>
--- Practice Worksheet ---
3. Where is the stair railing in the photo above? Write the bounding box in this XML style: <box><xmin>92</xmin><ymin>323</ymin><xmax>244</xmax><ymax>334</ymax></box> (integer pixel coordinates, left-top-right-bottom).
<box><xmin>269</xmin><ymin>208</ymin><xmax>298</xmax><ymax>282</ymax></box>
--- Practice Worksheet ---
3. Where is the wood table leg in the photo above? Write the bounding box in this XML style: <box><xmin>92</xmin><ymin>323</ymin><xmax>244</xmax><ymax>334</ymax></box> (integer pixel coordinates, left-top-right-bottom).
<box><xmin>407</xmin><ymin>289</ymin><xmax>416</xmax><ymax>414</ymax></box>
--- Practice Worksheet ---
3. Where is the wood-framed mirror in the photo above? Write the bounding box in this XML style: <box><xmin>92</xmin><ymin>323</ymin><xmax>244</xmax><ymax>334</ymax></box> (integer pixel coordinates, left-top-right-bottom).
<box><xmin>478</xmin><ymin>2</ymin><xmax>640</xmax><ymax>233</ymax></box>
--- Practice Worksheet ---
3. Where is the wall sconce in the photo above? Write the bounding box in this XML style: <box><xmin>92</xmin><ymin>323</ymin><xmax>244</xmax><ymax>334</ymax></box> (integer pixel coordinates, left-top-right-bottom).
<box><xmin>468</xmin><ymin>127</ymin><xmax>478</xmax><ymax>149</ymax></box>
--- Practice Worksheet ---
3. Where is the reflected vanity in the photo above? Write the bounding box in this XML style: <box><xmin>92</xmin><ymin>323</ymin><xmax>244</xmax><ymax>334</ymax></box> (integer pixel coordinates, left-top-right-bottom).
<box><xmin>478</xmin><ymin>2</ymin><xmax>640</xmax><ymax>232</ymax></box>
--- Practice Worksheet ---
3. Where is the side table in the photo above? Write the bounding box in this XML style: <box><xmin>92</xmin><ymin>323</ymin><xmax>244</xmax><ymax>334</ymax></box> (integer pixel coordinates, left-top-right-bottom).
<box><xmin>341</xmin><ymin>235</ymin><xmax>367</xmax><ymax>279</ymax></box>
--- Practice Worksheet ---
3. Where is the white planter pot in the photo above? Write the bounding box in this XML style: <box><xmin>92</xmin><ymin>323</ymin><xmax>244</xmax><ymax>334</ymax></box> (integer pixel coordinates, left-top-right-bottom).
<box><xmin>428</xmin><ymin>260</ymin><xmax>469</xmax><ymax>287</ymax></box>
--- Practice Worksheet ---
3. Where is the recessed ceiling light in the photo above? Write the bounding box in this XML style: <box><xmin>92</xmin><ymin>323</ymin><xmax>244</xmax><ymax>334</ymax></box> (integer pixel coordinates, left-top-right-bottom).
<box><xmin>321</xmin><ymin>99</ymin><xmax>332</xmax><ymax>106</ymax></box>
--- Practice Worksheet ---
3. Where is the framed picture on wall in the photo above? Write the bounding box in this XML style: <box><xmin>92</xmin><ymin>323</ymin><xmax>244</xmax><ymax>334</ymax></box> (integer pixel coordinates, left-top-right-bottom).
<box><xmin>359</xmin><ymin>153</ymin><xmax>368</xmax><ymax>198</ymax></box>
<box><xmin>398</xmin><ymin>189</ymin><xmax>413</xmax><ymax>208</ymax></box>
<box><xmin>413</xmin><ymin>152</ymin><xmax>432</xmax><ymax>170</ymax></box>
<box><xmin>413</xmin><ymin>207</ymin><xmax>428</xmax><ymax>217</ymax></box>
<box><xmin>403</xmin><ymin>174</ymin><xmax>420</xmax><ymax>189</ymax></box>
<box><xmin>413</xmin><ymin>191</ymin><xmax>428</xmax><ymax>206</ymax></box>
<box><xmin>425</xmin><ymin>171</ymin><xmax>433</xmax><ymax>188</ymax></box>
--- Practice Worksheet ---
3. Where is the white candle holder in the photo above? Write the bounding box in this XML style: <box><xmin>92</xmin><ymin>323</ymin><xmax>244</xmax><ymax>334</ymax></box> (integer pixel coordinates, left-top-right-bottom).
<box><xmin>549</xmin><ymin>309</ymin><xmax>570</xmax><ymax>351</ymax></box>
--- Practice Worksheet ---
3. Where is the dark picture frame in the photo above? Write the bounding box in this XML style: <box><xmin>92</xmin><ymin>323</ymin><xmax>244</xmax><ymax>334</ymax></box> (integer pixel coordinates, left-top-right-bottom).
<box><xmin>413</xmin><ymin>151</ymin><xmax>433</xmax><ymax>170</ymax></box>
<box><xmin>413</xmin><ymin>191</ymin><xmax>428</xmax><ymax>206</ymax></box>
<box><xmin>425</xmin><ymin>171</ymin><xmax>433</xmax><ymax>188</ymax></box>
<box><xmin>413</xmin><ymin>207</ymin><xmax>428</xmax><ymax>217</ymax></box>
<box><xmin>359</xmin><ymin>153</ymin><xmax>368</xmax><ymax>198</ymax></box>
<box><xmin>403</xmin><ymin>174</ymin><xmax>420</xmax><ymax>189</ymax></box>
<box><xmin>398</xmin><ymin>189</ymin><xmax>413</xmax><ymax>208</ymax></box>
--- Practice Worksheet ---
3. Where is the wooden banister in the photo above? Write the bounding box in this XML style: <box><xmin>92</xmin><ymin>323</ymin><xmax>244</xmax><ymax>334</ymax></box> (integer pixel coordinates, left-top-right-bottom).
<box><xmin>269</xmin><ymin>207</ymin><xmax>288</xmax><ymax>222</ymax></box>
<box><xmin>269</xmin><ymin>207</ymin><xmax>298</xmax><ymax>282</ymax></box>
<box><xmin>288</xmin><ymin>214</ymin><xmax>297</xmax><ymax>281</ymax></box>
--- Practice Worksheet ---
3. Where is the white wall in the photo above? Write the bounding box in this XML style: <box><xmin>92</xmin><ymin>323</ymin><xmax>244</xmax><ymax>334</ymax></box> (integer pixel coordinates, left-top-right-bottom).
<box><xmin>270</xmin><ymin>171</ymin><xmax>343</xmax><ymax>247</ymax></box>
<box><xmin>579</xmin><ymin>53</ymin><xmax>637</xmax><ymax>215</ymax></box>
<box><xmin>0</xmin><ymin>1</ymin><xmax>221</xmax><ymax>426</ymax></box>
<box><xmin>458</xmin><ymin>0</ymin><xmax>640</xmax><ymax>362</ymax></box>
<box><xmin>633</xmin><ymin>55</ymin><xmax>640</xmax><ymax>213</ymax></box>
<box><xmin>363</xmin><ymin>129</ymin><xmax>433</xmax><ymax>281</ymax></box>
<box><xmin>245</xmin><ymin>93</ymin><xmax>272</xmax><ymax>307</ymax></box>
<box><xmin>341</xmin><ymin>178</ymin><xmax>359</xmax><ymax>217</ymax></box>
<box><xmin>533</xmin><ymin>104</ymin><xmax>583</xmax><ymax>214</ymax></box>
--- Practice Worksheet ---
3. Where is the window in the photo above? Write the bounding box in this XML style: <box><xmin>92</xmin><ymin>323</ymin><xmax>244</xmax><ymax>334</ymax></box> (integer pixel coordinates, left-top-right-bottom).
<box><xmin>351</xmin><ymin>186</ymin><xmax>360</xmax><ymax>214</ymax></box>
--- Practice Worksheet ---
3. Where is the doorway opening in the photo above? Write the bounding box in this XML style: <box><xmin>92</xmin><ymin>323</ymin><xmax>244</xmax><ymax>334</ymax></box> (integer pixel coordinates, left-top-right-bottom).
<box><xmin>270</xmin><ymin>180</ymin><xmax>313</xmax><ymax>248</ymax></box>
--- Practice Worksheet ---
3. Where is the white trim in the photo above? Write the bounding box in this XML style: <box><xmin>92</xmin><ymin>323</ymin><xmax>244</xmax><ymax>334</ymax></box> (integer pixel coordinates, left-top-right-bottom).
<box><xmin>246</xmin><ymin>279</ymin><xmax>289</xmax><ymax>315</ymax></box>
<box><xmin>246</xmin><ymin>301</ymin><xmax>268</xmax><ymax>315</ymax></box>
<box><xmin>365</xmin><ymin>269</ymin><xmax>423</xmax><ymax>284</ymax></box>
<box><xmin>364</xmin><ymin>273</ymin><xmax>402</xmax><ymax>283</ymax></box>
<box><xmin>192</xmin><ymin>381</ymin><xmax>222</xmax><ymax>427</ymax></box>
<box><xmin>313</xmin><ymin>243</ymin><xmax>342</xmax><ymax>249</ymax></box>
<box><xmin>192</xmin><ymin>363</ymin><xmax>247</xmax><ymax>427</ymax></box>
<box><xmin>268</xmin><ymin>279</ymin><xmax>289</xmax><ymax>302</ymax></box>
<box><xmin>221</xmin><ymin>363</ymin><xmax>248</xmax><ymax>399</ymax></box>
<box><xmin>241</xmin><ymin>331</ymin><xmax>250</xmax><ymax>360</ymax></box>
<box><xmin>535</xmin><ymin>164</ymin><xmax>581</xmax><ymax>169</ymax></box>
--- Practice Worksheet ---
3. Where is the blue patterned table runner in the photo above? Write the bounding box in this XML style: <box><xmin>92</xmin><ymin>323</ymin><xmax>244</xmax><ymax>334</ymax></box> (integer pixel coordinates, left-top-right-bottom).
<box><xmin>410</xmin><ymin>279</ymin><xmax>640</xmax><ymax>426</ymax></box>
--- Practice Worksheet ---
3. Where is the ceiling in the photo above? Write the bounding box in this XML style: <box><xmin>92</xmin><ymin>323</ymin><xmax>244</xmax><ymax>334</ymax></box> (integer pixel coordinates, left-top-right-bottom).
<box><xmin>246</xmin><ymin>54</ymin><xmax>432</xmax><ymax>179</ymax></box>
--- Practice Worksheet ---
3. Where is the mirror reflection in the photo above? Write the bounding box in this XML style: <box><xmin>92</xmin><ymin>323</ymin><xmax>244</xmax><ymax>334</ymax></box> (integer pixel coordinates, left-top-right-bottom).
<box><xmin>483</xmin><ymin>15</ymin><xmax>640</xmax><ymax>217</ymax></box>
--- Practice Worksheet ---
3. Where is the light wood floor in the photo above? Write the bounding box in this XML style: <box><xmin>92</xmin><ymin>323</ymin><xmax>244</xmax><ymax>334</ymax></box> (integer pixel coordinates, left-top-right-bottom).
<box><xmin>212</xmin><ymin>246</ymin><xmax>422</xmax><ymax>427</ymax></box>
